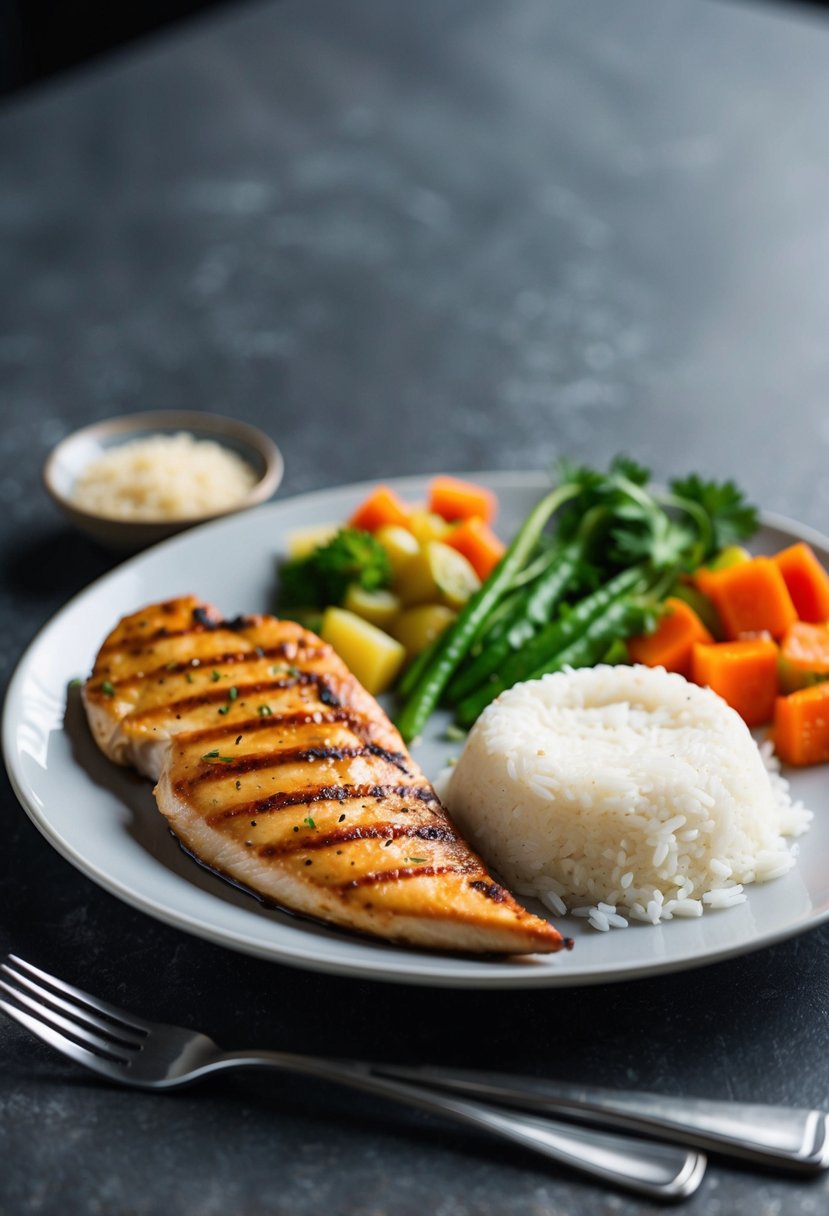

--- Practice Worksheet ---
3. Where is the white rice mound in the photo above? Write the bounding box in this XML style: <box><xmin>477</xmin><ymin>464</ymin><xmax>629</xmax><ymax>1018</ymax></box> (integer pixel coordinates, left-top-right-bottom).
<box><xmin>443</xmin><ymin>665</ymin><xmax>811</xmax><ymax>930</ymax></box>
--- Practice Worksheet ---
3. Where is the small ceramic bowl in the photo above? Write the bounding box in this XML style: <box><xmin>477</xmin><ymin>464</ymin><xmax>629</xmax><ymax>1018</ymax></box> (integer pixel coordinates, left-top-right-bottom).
<box><xmin>44</xmin><ymin>411</ymin><xmax>284</xmax><ymax>552</ymax></box>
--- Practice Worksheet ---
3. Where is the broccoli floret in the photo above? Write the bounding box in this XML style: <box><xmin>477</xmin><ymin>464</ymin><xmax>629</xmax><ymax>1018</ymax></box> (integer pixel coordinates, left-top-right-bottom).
<box><xmin>277</xmin><ymin>528</ymin><xmax>392</xmax><ymax>611</ymax></box>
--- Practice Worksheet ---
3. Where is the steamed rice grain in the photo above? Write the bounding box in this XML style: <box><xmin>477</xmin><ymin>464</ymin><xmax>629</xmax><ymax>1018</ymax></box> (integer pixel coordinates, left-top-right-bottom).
<box><xmin>443</xmin><ymin>665</ymin><xmax>811</xmax><ymax>928</ymax></box>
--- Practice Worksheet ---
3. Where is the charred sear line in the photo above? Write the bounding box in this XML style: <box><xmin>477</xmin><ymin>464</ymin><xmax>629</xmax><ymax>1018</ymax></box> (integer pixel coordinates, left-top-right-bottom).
<box><xmin>209</xmin><ymin>783</ymin><xmax>436</xmax><ymax>823</ymax></box>
<box><xmin>124</xmin><ymin>673</ymin><xmax>341</xmax><ymax>722</ymax></box>
<box><xmin>173</xmin><ymin>708</ymin><xmax>380</xmax><ymax>749</ymax></box>
<box><xmin>258</xmin><ymin>820</ymin><xmax>457</xmax><ymax>857</ymax></box>
<box><xmin>192</xmin><ymin>607</ymin><xmax>255</xmax><ymax>632</ymax></box>
<box><xmin>98</xmin><ymin>623</ymin><xmax>211</xmax><ymax>653</ymax></box>
<box><xmin>342</xmin><ymin>864</ymin><xmax>462</xmax><ymax>890</ymax></box>
<box><xmin>468</xmin><ymin>879</ymin><xmax>509</xmax><ymax>903</ymax></box>
<box><xmin>102</xmin><ymin>643</ymin><xmax>329</xmax><ymax>688</ymax></box>
<box><xmin>184</xmin><ymin>743</ymin><xmax>411</xmax><ymax>787</ymax></box>
<box><xmin>123</xmin><ymin>679</ymin><xmax>295</xmax><ymax>719</ymax></box>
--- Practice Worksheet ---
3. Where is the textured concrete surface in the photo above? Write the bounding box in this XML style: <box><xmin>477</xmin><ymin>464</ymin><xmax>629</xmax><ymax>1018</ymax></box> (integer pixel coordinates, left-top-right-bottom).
<box><xmin>3</xmin><ymin>0</ymin><xmax>829</xmax><ymax>1212</ymax></box>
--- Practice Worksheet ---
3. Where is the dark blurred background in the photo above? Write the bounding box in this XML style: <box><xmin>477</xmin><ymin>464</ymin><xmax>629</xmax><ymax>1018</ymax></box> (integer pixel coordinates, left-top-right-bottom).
<box><xmin>0</xmin><ymin>0</ymin><xmax>826</xmax><ymax>98</ymax></box>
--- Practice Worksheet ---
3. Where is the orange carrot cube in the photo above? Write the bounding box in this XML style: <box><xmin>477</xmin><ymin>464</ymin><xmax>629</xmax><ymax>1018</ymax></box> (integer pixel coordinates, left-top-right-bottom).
<box><xmin>695</xmin><ymin>556</ymin><xmax>797</xmax><ymax>640</ymax></box>
<box><xmin>773</xmin><ymin>682</ymin><xmax>829</xmax><ymax>766</ymax></box>
<box><xmin>349</xmin><ymin>485</ymin><xmax>411</xmax><ymax>533</ymax></box>
<box><xmin>445</xmin><ymin>516</ymin><xmax>505</xmax><ymax>581</ymax></box>
<box><xmin>428</xmin><ymin>476</ymin><xmax>497</xmax><ymax>524</ymax></box>
<box><xmin>691</xmin><ymin>637</ymin><xmax>779</xmax><ymax>727</ymax></box>
<box><xmin>772</xmin><ymin>542</ymin><xmax>829</xmax><ymax>622</ymax></box>
<box><xmin>627</xmin><ymin>597</ymin><xmax>713</xmax><ymax>678</ymax></box>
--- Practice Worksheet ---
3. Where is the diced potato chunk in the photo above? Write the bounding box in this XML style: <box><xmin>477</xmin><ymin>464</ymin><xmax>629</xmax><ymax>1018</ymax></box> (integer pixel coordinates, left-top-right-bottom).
<box><xmin>321</xmin><ymin>607</ymin><xmax>405</xmax><ymax>694</ymax></box>
<box><xmin>342</xmin><ymin>584</ymin><xmax>401</xmax><ymax>630</ymax></box>
<box><xmin>393</xmin><ymin>603</ymin><xmax>457</xmax><ymax>659</ymax></box>
<box><xmin>283</xmin><ymin>522</ymin><xmax>339</xmax><ymax>559</ymax></box>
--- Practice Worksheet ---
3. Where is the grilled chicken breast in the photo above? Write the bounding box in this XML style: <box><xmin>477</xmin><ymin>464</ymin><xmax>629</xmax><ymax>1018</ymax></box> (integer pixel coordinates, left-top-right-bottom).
<box><xmin>83</xmin><ymin>596</ymin><xmax>566</xmax><ymax>954</ymax></box>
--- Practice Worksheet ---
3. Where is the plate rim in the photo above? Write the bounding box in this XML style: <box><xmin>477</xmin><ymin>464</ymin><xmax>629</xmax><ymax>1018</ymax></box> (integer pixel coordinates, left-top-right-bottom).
<box><xmin>5</xmin><ymin>471</ymin><xmax>829</xmax><ymax>988</ymax></box>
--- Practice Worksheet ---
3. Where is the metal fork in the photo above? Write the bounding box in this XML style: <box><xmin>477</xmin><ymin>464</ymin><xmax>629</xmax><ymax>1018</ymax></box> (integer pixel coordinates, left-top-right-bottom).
<box><xmin>0</xmin><ymin>955</ymin><xmax>702</xmax><ymax>1201</ymax></box>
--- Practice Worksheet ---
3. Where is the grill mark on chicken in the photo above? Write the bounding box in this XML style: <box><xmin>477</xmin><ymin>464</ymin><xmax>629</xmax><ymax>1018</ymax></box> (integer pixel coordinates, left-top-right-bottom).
<box><xmin>183</xmin><ymin>744</ymin><xmax>412</xmax><ymax>787</ymax></box>
<box><xmin>122</xmin><ymin>672</ymin><xmax>342</xmax><ymax>723</ymax></box>
<box><xmin>96</xmin><ymin>646</ymin><xmax>330</xmax><ymax>688</ymax></box>
<box><xmin>468</xmin><ymin>879</ymin><xmax>510</xmax><ymax>903</ymax></box>
<box><xmin>174</xmin><ymin>708</ymin><xmax>384</xmax><ymax>750</ymax></box>
<box><xmin>207</xmin><ymin>782</ymin><xmax>438</xmax><ymax>824</ymax></box>
<box><xmin>97</xmin><ymin>623</ymin><xmax>215</xmax><ymax>654</ymax></box>
<box><xmin>258</xmin><ymin>821</ymin><xmax>459</xmax><ymax>858</ymax></box>
<box><xmin>344</xmin><ymin>864</ymin><xmax>461</xmax><ymax>889</ymax></box>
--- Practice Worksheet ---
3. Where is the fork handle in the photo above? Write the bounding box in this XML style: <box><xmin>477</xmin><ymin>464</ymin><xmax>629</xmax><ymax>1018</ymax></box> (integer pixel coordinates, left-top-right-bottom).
<box><xmin>206</xmin><ymin>1051</ymin><xmax>703</xmax><ymax>1200</ymax></box>
<box><xmin>372</xmin><ymin>1065</ymin><xmax>828</xmax><ymax>1172</ymax></box>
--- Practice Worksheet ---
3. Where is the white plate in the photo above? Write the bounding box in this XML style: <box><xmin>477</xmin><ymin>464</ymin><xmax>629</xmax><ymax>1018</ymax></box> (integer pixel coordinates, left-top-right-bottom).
<box><xmin>5</xmin><ymin>472</ymin><xmax>829</xmax><ymax>988</ymax></box>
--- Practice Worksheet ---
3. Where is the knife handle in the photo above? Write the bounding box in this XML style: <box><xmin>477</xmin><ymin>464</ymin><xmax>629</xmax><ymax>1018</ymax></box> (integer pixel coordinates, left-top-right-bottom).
<box><xmin>373</xmin><ymin>1064</ymin><xmax>828</xmax><ymax>1172</ymax></box>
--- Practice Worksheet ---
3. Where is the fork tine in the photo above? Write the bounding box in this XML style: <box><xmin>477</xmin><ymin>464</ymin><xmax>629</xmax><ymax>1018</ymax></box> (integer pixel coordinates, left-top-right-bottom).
<box><xmin>0</xmin><ymin>979</ymin><xmax>137</xmax><ymax>1062</ymax></box>
<box><xmin>0</xmin><ymin>997</ymin><xmax>126</xmax><ymax>1081</ymax></box>
<box><xmin>1</xmin><ymin>960</ymin><xmax>146</xmax><ymax>1049</ymax></box>
<box><xmin>6</xmin><ymin>955</ymin><xmax>150</xmax><ymax>1036</ymax></box>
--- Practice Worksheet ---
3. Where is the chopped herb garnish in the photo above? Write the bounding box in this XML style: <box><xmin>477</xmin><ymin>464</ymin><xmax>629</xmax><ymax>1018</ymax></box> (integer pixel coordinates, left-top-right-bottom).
<box><xmin>304</xmin><ymin>816</ymin><xmax>316</xmax><ymax>829</ymax></box>
<box><xmin>211</xmin><ymin>670</ymin><xmax>221</xmax><ymax>682</ymax></box>
<box><xmin>229</xmin><ymin>686</ymin><xmax>238</xmax><ymax>700</ymax></box>
<box><xmin>202</xmin><ymin>750</ymin><xmax>220</xmax><ymax>759</ymax></box>
<box><xmin>258</xmin><ymin>705</ymin><xmax>272</xmax><ymax>716</ymax></box>
<box><xmin>405</xmin><ymin>857</ymin><xmax>427</xmax><ymax>864</ymax></box>
<box><xmin>186</xmin><ymin>672</ymin><xmax>195</xmax><ymax>684</ymax></box>
<box><xmin>218</xmin><ymin>705</ymin><xmax>229</xmax><ymax>715</ymax></box>
<box><xmin>444</xmin><ymin>724</ymin><xmax>467</xmax><ymax>743</ymax></box>
<box><xmin>166</xmin><ymin>661</ymin><xmax>178</xmax><ymax>671</ymax></box>
<box><xmin>101</xmin><ymin>680</ymin><xmax>115</xmax><ymax>697</ymax></box>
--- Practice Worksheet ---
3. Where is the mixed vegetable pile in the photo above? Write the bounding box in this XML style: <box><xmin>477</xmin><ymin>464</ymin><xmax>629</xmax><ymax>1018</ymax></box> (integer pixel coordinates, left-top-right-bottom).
<box><xmin>276</xmin><ymin>460</ymin><xmax>829</xmax><ymax>768</ymax></box>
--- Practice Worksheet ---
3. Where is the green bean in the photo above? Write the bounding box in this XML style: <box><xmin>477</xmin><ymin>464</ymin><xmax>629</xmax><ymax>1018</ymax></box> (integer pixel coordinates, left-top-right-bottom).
<box><xmin>446</xmin><ymin>539</ymin><xmax>582</xmax><ymax>704</ymax></box>
<box><xmin>453</xmin><ymin>566</ymin><xmax>646</xmax><ymax>727</ymax></box>
<box><xmin>523</xmin><ymin>597</ymin><xmax>652</xmax><ymax>682</ymax></box>
<box><xmin>396</xmin><ymin>637</ymin><xmax>440</xmax><ymax>699</ymax></box>
<box><xmin>394</xmin><ymin>482</ymin><xmax>582</xmax><ymax>742</ymax></box>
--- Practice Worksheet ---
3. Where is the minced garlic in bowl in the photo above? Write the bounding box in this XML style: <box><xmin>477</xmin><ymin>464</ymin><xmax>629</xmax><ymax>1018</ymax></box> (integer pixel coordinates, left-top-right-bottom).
<box><xmin>70</xmin><ymin>431</ymin><xmax>258</xmax><ymax>522</ymax></box>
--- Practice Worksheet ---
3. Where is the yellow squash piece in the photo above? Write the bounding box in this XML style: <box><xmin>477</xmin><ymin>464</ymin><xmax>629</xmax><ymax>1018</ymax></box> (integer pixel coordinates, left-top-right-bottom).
<box><xmin>396</xmin><ymin>541</ymin><xmax>481</xmax><ymax>609</ymax></box>
<box><xmin>375</xmin><ymin>524</ymin><xmax>420</xmax><ymax>575</ymax></box>
<box><xmin>342</xmin><ymin>584</ymin><xmax>401</xmax><ymax>630</ymax></box>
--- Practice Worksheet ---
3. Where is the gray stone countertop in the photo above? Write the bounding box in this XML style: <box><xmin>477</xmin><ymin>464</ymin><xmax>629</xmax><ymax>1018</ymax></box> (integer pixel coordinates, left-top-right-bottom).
<box><xmin>2</xmin><ymin>0</ymin><xmax>829</xmax><ymax>1212</ymax></box>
